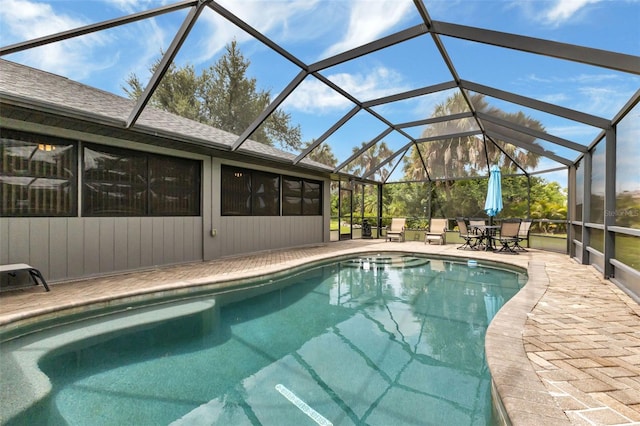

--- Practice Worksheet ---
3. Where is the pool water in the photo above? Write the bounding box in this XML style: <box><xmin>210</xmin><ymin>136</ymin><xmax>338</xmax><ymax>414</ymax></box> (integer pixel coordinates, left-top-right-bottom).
<box><xmin>8</xmin><ymin>254</ymin><xmax>525</xmax><ymax>425</ymax></box>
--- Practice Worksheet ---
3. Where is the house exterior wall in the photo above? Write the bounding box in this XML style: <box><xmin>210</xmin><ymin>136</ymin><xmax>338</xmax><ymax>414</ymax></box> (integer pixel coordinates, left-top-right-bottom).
<box><xmin>202</xmin><ymin>158</ymin><xmax>329</xmax><ymax>260</ymax></box>
<box><xmin>0</xmin><ymin>216</ymin><xmax>204</xmax><ymax>282</ymax></box>
<box><xmin>1</xmin><ymin>123</ymin><xmax>330</xmax><ymax>284</ymax></box>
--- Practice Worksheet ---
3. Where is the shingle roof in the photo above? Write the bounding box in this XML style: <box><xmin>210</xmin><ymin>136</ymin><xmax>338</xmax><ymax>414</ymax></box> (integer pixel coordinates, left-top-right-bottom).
<box><xmin>0</xmin><ymin>59</ymin><xmax>332</xmax><ymax>173</ymax></box>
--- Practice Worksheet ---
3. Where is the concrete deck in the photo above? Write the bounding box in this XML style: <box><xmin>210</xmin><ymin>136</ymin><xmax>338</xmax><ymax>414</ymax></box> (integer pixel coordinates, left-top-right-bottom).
<box><xmin>1</xmin><ymin>240</ymin><xmax>639</xmax><ymax>425</ymax></box>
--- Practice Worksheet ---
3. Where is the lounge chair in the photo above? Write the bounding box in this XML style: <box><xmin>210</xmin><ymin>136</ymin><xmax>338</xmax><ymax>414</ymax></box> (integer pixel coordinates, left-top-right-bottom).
<box><xmin>496</xmin><ymin>219</ymin><xmax>522</xmax><ymax>254</ymax></box>
<box><xmin>514</xmin><ymin>219</ymin><xmax>532</xmax><ymax>251</ymax></box>
<box><xmin>424</xmin><ymin>218</ymin><xmax>448</xmax><ymax>245</ymax></box>
<box><xmin>0</xmin><ymin>263</ymin><xmax>50</xmax><ymax>291</ymax></box>
<box><xmin>456</xmin><ymin>218</ymin><xmax>481</xmax><ymax>250</ymax></box>
<box><xmin>386</xmin><ymin>218</ymin><xmax>406</xmax><ymax>242</ymax></box>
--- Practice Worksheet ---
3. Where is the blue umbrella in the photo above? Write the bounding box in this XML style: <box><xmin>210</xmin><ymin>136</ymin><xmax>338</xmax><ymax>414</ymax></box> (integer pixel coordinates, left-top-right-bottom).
<box><xmin>484</xmin><ymin>165</ymin><xmax>503</xmax><ymax>218</ymax></box>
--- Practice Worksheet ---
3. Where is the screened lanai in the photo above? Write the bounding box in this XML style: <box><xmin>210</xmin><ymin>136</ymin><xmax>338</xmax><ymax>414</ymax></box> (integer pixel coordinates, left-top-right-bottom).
<box><xmin>1</xmin><ymin>1</ymin><xmax>639</xmax><ymax>295</ymax></box>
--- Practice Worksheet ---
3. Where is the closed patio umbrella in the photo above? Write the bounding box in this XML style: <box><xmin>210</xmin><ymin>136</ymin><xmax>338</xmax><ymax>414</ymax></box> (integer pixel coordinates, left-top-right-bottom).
<box><xmin>484</xmin><ymin>293</ymin><xmax>505</xmax><ymax>323</ymax></box>
<box><xmin>484</xmin><ymin>165</ymin><xmax>503</xmax><ymax>223</ymax></box>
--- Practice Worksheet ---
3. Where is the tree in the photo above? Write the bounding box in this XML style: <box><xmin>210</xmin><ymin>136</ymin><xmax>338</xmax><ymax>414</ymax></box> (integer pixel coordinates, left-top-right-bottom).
<box><xmin>123</xmin><ymin>41</ymin><xmax>302</xmax><ymax>152</ymax></box>
<box><xmin>528</xmin><ymin>178</ymin><xmax>568</xmax><ymax>233</ymax></box>
<box><xmin>345</xmin><ymin>141</ymin><xmax>394</xmax><ymax>181</ymax></box>
<box><xmin>398</xmin><ymin>92</ymin><xmax>550</xmax><ymax>220</ymax></box>
<box><xmin>123</xmin><ymin>61</ymin><xmax>204</xmax><ymax>122</ymax></box>
<box><xmin>404</xmin><ymin>92</ymin><xmax>544</xmax><ymax>182</ymax></box>
<box><xmin>304</xmin><ymin>141</ymin><xmax>338</xmax><ymax>167</ymax></box>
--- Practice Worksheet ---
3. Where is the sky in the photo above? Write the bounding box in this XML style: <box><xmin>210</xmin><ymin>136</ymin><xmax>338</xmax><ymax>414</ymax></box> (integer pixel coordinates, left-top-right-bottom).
<box><xmin>1</xmin><ymin>0</ymin><xmax>639</xmax><ymax>186</ymax></box>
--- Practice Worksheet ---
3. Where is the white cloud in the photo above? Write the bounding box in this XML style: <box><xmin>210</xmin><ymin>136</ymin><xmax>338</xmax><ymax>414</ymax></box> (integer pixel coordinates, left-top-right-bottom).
<box><xmin>106</xmin><ymin>0</ymin><xmax>173</xmax><ymax>14</ymax></box>
<box><xmin>520</xmin><ymin>72</ymin><xmax>636</xmax><ymax>118</ymax></box>
<box><xmin>283</xmin><ymin>66</ymin><xmax>410</xmax><ymax>114</ymax></box>
<box><xmin>1</xmin><ymin>0</ymin><xmax>89</xmax><ymax>41</ymax></box>
<box><xmin>525</xmin><ymin>72</ymin><xmax>621</xmax><ymax>85</ymax></box>
<box><xmin>511</xmin><ymin>0</ymin><xmax>605</xmax><ymax>27</ymax></box>
<box><xmin>322</xmin><ymin>0</ymin><xmax>414</xmax><ymax>58</ymax></box>
<box><xmin>546</xmin><ymin>124</ymin><xmax>600</xmax><ymax>143</ymax></box>
<box><xmin>576</xmin><ymin>85</ymin><xmax>629</xmax><ymax>116</ymax></box>
<box><xmin>282</xmin><ymin>76</ymin><xmax>353</xmax><ymax>114</ymax></box>
<box><xmin>0</xmin><ymin>0</ymin><xmax>109</xmax><ymax>78</ymax></box>
<box><xmin>539</xmin><ymin>92</ymin><xmax>570</xmax><ymax>104</ymax></box>
<box><xmin>543</xmin><ymin>0</ymin><xmax>601</xmax><ymax>26</ymax></box>
<box><xmin>0</xmin><ymin>0</ymin><xmax>172</xmax><ymax>90</ymax></box>
<box><xmin>194</xmin><ymin>0</ymin><xmax>320</xmax><ymax>64</ymax></box>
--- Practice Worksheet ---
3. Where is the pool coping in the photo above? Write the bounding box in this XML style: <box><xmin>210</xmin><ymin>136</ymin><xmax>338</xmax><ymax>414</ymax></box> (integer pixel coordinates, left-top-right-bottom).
<box><xmin>485</xmin><ymin>260</ymin><xmax>571</xmax><ymax>425</ymax></box>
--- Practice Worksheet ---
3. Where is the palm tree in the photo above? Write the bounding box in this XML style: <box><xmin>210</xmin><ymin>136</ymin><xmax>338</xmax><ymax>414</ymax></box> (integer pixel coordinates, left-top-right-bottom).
<box><xmin>304</xmin><ymin>141</ymin><xmax>338</xmax><ymax>167</ymax></box>
<box><xmin>404</xmin><ymin>92</ymin><xmax>544</xmax><ymax>181</ymax></box>
<box><xmin>345</xmin><ymin>141</ymin><xmax>394</xmax><ymax>181</ymax></box>
<box><xmin>401</xmin><ymin>92</ymin><xmax>546</xmax><ymax>218</ymax></box>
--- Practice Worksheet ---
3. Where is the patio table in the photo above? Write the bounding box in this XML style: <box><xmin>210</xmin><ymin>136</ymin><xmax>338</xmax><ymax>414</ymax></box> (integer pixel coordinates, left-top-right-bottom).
<box><xmin>472</xmin><ymin>225</ymin><xmax>500</xmax><ymax>251</ymax></box>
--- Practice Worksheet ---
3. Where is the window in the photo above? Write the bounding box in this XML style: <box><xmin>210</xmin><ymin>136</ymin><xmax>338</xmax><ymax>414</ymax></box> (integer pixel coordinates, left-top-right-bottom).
<box><xmin>303</xmin><ymin>180</ymin><xmax>321</xmax><ymax>215</ymax></box>
<box><xmin>83</xmin><ymin>144</ymin><xmax>200</xmax><ymax>216</ymax></box>
<box><xmin>221</xmin><ymin>166</ymin><xmax>322</xmax><ymax>216</ymax></box>
<box><xmin>149</xmin><ymin>156</ymin><xmax>201</xmax><ymax>215</ymax></box>
<box><xmin>282</xmin><ymin>177</ymin><xmax>302</xmax><ymax>215</ymax></box>
<box><xmin>221</xmin><ymin>166</ymin><xmax>279</xmax><ymax>215</ymax></box>
<box><xmin>283</xmin><ymin>176</ymin><xmax>322</xmax><ymax>216</ymax></box>
<box><xmin>0</xmin><ymin>130</ymin><xmax>77</xmax><ymax>216</ymax></box>
<box><xmin>252</xmin><ymin>171</ymin><xmax>280</xmax><ymax>216</ymax></box>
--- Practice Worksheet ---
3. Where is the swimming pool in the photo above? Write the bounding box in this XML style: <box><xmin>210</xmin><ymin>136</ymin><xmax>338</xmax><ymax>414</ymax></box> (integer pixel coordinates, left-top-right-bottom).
<box><xmin>1</xmin><ymin>254</ymin><xmax>526</xmax><ymax>425</ymax></box>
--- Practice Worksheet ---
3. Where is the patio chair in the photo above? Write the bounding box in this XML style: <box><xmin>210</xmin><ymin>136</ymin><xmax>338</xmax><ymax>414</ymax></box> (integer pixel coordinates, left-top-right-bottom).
<box><xmin>456</xmin><ymin>218</ymin><xmax>481</xmax><ymax>250</ymax></box>
<box><xmin>468</xmin><ymin>218</ymin><xmax>486</xmax><ymax>234</ymax></box>
<box><xmin>424</xmin><ymin>218</ymin><xmax>448</xmax><ymax>245</ymax></box>
<box><xmin>468</xmin><ymin>218</ymin><xmax>487</xmax><ymax>248</ymax></box>
<box><xmin>386</xmin><ymin>218</ymin><xmax>406</xmax><ymax>242</ymax></box>
<box><xmin>496</xmin><ymin>219</ymin><xmax>522</xmax><ymax>254</ymax></box>
<box><xmin>514</xmin><ymin>219</ymin><xmax>532</xmax><ymax>251</ymax></box>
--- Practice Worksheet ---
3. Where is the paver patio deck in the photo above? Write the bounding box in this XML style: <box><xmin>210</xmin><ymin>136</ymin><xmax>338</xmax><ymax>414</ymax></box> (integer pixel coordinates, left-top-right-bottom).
<box><xmin>1</xmin><ymin>239</ymin><xmax>639</xmax><ymax>425</ymax></box>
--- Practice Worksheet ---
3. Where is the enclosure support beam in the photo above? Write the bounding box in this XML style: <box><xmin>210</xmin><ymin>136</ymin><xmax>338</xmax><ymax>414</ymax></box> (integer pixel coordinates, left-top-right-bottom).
<box><xmin>581</xmin><ymin>150</ymin><xmax>592</xmax><ymax>265</ymax></box>
<box><xmin>126</xmin><ymin>1</ymin><xmax>209</xmax><ymax>127</ymax></box>
<box><xmin>461</xmin><ymin>80</ymin><xmax>610</xmax><ymax>129</ymax></box>
<box><xmin>604</xmin><ymin>128</ymin><xmax>616</xmax><ymax>278</ymax></box>
<box><xmin>0</xmin><ymin>1</ymin><xmax>196</xmax><ymax>56</ymax></box>
<box><xmin>568</xmin><ymin>165</ymin><xmax>576</xmax><ymax>256</ymax></box>
<box><xmin>430</xmin><ymin>21</ymin><xmax>640</xmax><ymax>75</ymax></box>
<box><xmin>232</xmin><ymin>70</ymin><xmax>308</xmax><ymax>151</ymax></box>
<box><xmin>377</xmin><ymin>184</ymin><xmax>384</xmax><ymax>239</ymax></box>
<box><xmin>476</xmin><ymin>111</ymin><xmax>587</xmax><ymax>154</ymax></box>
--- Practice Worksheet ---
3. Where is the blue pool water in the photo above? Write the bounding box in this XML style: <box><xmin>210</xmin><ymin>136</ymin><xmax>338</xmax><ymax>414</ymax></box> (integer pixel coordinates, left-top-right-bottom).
<box><xmin>5</xmin><ymin>254</ymin><xmax>525</xmax><ymax>425</ymax></box>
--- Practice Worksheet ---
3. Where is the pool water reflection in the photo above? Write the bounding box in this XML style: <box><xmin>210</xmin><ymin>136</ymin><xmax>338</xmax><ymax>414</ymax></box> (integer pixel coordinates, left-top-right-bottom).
<box><xmin>15</xmin><ymin>254</ymin><xmax>526</xmax><ymax>425</ymax></box>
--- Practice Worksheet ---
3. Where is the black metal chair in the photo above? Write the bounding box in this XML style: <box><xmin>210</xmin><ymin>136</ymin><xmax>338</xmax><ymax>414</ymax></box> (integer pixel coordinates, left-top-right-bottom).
<box><xmin>468</xmin><ymin>217</ymin><xmax>488</xmax><ymax>249</ymax></box>
<box><xmin>456</xmin><ymin>218</ymin><xmax>481</xmax><ymax>250</ymax></box>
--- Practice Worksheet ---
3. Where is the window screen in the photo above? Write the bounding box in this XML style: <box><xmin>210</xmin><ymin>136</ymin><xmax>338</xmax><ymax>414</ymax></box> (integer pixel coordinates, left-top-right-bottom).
<box><xmin>83</xmin><ymin>144</ymin><xmax>200</xmax><ymax>216</ymax></box>
<box><xmin>0</xmin><ymin>130</ymin><xmax>76</xmax><ymax>216</ymax></box>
